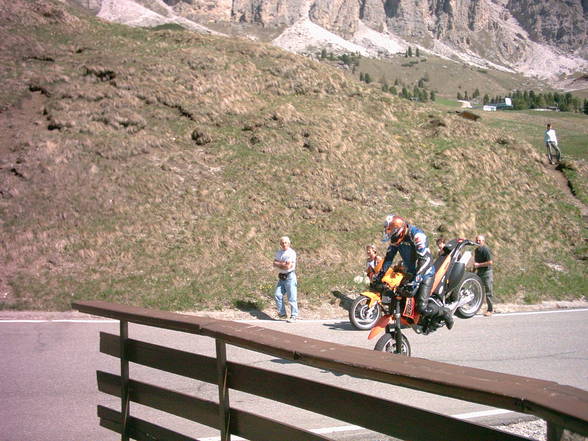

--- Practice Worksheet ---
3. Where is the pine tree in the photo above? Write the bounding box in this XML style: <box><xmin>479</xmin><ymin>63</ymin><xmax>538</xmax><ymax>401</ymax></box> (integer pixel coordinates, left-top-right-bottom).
<box><xmin>536</xmin><ymin>94</ymin><xmax>546</xmax><ymax>109</ymax></box>
<box><xmin>430</xmin><ymin>91</ymin><xmax>436</xmax><ymax>101</ymax></box>
<box><xmin>457</xmin><ymin>92</ymin><xmax>463</xmax><ymax>100</ymax></box>
<box><xmin>416</xmin><ymin>47</ymin><xmax>420</xmax><ymax>57</ymax></box>
<box><xmin>408</xmin><ymin>47</ymin><xmax>413</xmax><ymax>57</ymax></box>
<box><xmin>483</xmin><ymin>94</ymin><xmax>490</xmax><ymax>104</ymax></box>
<box><xmin>359</xmin><ymin>72</ymin><xmax>364</xmax><ymax>82</ymax></box>
<box><xmin>420</xmin><ymin>89</ymin><xmax>428</xmax><ymax>102</ymax></box>
<box><xmin>584</xmin><ymin>99</ymin><xmax>588</xmax><ymax>115</ymax></box>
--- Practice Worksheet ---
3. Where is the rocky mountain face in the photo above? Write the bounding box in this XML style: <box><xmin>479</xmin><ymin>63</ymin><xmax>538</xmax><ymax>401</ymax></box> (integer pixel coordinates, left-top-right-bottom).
<box><xmin>169</xmin><ymin>0</ymin><xmax>586</xmax><ymax>66</ymax></box>
<box><xmin>160</xmin><ymin>0</ymin><xmax>587</xmax><ymax>51</ymax></box>
<box><xmin>74</xmin><ymin>0</ymin><xmax>588</xmax><ymax>79</ymax></box>
<box><xmin>506</xmin><ymin>0</ymin><xmax>588</xmax><ymax>57</ymax></box>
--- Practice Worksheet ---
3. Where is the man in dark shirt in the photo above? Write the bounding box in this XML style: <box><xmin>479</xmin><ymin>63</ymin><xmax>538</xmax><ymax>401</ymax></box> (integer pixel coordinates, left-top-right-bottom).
<box><xmin>474</xmin><ymin>234</ymin><xmax>493</xmax><ymax>316</ymax></box>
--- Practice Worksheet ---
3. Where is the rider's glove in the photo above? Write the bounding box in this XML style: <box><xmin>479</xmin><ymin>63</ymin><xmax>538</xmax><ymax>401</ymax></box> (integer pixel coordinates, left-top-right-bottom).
<box><xmin>399</xmin><ymin>281</ymin><xmax>417</xmax><ymax>298</ymax></box>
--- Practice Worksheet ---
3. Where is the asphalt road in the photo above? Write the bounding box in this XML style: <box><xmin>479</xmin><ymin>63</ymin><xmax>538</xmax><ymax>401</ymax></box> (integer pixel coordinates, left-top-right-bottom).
<box><xmin>1</xmin><ymin>308</ymin><xmax>587</xmax><ymax>441</ymax></box>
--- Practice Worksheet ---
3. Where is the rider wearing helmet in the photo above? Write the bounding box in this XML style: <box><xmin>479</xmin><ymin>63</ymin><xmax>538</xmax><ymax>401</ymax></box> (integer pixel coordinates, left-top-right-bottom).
<box><xmin>372</xmin><ymin>214</ymin><xmax>454</xmax><ymax>329</ymax></box>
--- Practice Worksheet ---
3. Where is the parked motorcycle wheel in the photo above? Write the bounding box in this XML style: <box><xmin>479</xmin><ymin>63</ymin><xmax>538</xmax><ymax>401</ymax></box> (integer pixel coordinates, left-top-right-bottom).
<box><xmin>349</xmin><ymin>296</ymin><xmax>382</xmax><ymax>330</ymax></box>
<box><xmin>454</xmin><ymin>272</ymin><xmax>484</xmax><ymax>319</ymax></box>
<box><xmin>373</xmin><ymin>332</ymin><xmax>411</xmax><ymax>356</ymax></box>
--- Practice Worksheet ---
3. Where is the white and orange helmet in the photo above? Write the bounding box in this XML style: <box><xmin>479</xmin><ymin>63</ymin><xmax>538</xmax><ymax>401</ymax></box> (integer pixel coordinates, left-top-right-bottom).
<box><xmin>382</xmin><ymin>214</ymin><xmax>408</xmax><ymax>246</ymax></box>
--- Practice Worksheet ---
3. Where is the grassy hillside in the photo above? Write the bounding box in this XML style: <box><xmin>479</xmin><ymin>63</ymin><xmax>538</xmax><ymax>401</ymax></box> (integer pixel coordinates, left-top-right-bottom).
<box><xmin>0</xmin><ymin>0</ymin><xmax>586</xmax><ymax>313</ymax></box>
<box><xmin>353</xmin><ymin>53</ymin><xmax>552</xmax><ymax>100</ymax></box>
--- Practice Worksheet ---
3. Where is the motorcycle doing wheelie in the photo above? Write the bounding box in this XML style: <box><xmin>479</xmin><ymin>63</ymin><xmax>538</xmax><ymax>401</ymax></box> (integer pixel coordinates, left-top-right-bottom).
<box><xmin>366</xmin><ymin>239</ymin><xmax>484</xmax><ymax>356</ymax></box>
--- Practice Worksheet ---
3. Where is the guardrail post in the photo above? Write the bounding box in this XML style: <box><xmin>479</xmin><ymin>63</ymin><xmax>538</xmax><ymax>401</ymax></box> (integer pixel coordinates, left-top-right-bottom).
<box><xmin>216</xmin><ymin>339</ymin><xmax>231</xmax><ymax>441</ymax></box>
<box><xmin>547</xmin><ymin>422</ymin><xmax>563</xmax><ymax>441</ymax></box>
<box><xmin>120</xmin><ymin>320</ymin><xmax>130</xmax><ymax>441</ymax></box>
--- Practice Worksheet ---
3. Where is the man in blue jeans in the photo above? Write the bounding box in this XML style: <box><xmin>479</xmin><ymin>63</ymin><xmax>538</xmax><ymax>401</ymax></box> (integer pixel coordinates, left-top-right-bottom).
<box><xmin>273</xmin><ymin>236</ymin><xmax>298</xmax><ymax>322</ymax></box>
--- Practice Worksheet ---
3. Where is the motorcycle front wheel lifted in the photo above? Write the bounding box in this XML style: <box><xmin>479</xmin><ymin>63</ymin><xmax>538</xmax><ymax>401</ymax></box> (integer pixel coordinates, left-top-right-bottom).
<box><xmin>374</xmin><ymin>332</ymin><xmax>411</xmax><ymax>356</ymax></box>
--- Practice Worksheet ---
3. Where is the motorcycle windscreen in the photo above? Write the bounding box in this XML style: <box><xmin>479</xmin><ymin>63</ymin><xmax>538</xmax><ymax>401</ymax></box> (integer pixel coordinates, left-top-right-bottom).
<box><xmin>381</xmin><ymin>270</ymin><xmax>405</xmax><ymax>288</ymax></box>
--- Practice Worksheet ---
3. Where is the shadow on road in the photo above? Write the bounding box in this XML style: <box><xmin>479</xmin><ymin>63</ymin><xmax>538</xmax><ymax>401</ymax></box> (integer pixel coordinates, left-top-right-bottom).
<box><xmin>234</xmin><ymin>301</ymin><xmax>275</xmax><ymax>320</ymax></box>
<box><xmin>332</xmin><ymin>290</ymin><xmax>355</xmax><ymax>311</ymax></box>
<box><xmin>323</xmin><ymin>321</ymin><xmax>356</xmax><ymax>331</ymax></box>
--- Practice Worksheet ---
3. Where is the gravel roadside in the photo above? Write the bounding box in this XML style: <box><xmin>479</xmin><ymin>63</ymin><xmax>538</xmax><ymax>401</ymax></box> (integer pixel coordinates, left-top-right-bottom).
<box><xmin>499</xmin><ymin>418</ymin><xmax>586</xmax><ymax>441</ymax></box>
<box><xmin>3</xmin><ymin>299</ymin><xmax>584</xmax><ymax>321</ymax></box>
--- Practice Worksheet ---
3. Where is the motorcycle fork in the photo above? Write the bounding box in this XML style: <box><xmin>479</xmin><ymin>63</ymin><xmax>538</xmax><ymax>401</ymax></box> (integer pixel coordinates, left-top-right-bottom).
<box><xmin>393</xmin><ymin>296</ymin><xmax>403</xmax><ymax>354</ymax></box>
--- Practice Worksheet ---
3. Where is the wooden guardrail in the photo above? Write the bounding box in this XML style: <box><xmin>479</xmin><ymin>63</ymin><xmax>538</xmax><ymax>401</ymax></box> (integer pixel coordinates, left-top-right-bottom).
<box><xmin>73</xmin><ymin>300</ymin><xmax>588</xmax><ymax>441</ymax></box>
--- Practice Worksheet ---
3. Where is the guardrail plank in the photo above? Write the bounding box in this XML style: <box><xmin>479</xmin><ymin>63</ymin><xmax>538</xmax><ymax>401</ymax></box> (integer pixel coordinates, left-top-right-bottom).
<box><xmin>100</xmin><ymin>332</ymin><xmax>217</xmax><ymax>383</ymax></box>
<box><xmin>97</xmin><ymin>371</ymin><xmax>335</xmax><ymax>441</ymax></box>
<box><xmin>229</xmin><ymin>362</ymin><xmax>533</xmax><ymax>441</ymax></box>
<box><xmin>99</xmin><ymin>333</ymin><xmax>533</xmax><ymax>441</ymax></box>
<box><xmin>75</xmin><ymin>300</ymin><xmax>588</xmax><ymax>437</ymax></box>
<box><xmin>98</xmin><ymin>371</ymin><xmax>219</xmax><ymax>428</ymax></box>
<box><xmin>98</xmin><ymin>406</ymin><xmax>199</xmax><ymax>441</ymax></box>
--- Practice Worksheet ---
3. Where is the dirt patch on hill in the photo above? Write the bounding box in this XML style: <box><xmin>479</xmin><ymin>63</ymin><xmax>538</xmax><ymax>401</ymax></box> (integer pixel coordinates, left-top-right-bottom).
<box><xmin>0</xmin><ymin>91</ymin><xmax>50</xmax><ymax>302</ymax></box>
<box><xmin>544</xmin><ymin>160</ymin><xmax>588</xmax><ymax>218</ymax></box>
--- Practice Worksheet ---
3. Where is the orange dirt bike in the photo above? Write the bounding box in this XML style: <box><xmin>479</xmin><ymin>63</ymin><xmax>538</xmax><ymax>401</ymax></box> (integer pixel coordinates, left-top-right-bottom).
<box><xmin>353</xmin><ymin>239</ymin><xmax>484</xmax><ymax>355</ymax></box>
<box><xmin>349</xmin><ymin>239</ymin><xmax>484</xmax><ymax>350</ymax></box>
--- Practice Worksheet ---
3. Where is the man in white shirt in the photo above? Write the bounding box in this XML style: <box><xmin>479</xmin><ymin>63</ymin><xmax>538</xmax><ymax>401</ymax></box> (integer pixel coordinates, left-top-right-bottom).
<box><xmin>544</xmin><ymin>123</ymin><xmax>561</xmax><ymax>164</ymax></box>
<box><xmin>273</xmin><ymin>236</ymin><xmax>298</xmax><ymax>322</ymax></box>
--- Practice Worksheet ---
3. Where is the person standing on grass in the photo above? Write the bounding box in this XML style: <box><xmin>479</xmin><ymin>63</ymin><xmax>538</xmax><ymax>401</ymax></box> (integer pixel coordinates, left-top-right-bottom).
<box><xmin>474</xmin><ymin>234</ymin><xmax>494</xmax><ymax>317</ymax></box>
<box><xmin>544</xmin><ymin>123</ymin><xmax>561</xmax><ymax>164</ymax></box>
<box><xmin>273</xmin><ymin>236</ymin><xmax>298</xmax><ymax>322</ymax></box>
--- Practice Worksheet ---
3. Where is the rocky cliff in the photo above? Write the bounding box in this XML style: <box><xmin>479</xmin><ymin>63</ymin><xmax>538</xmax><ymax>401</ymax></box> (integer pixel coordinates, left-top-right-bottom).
<box><xmin>506</xmin><ymin>0</ymin><xmax>588</xmax><ymax>57</ymax></box>
<box><xmin>75</xmin><ymin>0</ymin><xmax>588</xmax><ymax>79</ymax></box>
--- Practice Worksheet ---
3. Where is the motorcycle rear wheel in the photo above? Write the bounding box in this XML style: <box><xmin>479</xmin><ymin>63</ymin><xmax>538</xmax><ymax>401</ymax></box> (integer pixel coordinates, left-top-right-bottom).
<box><xmin>373</xmin><ymin>332</ymin><xmax>411</xmax><ymax>356</ymax></box>
<box><xmin>349</xmin><ymin>296</ymin><xmax>382</xmax><ymax>330</ymax></box>
<box><xmin>454</xmin><ymin>272</ymin><xmax>484</xmax><ymax>319</ymax></box>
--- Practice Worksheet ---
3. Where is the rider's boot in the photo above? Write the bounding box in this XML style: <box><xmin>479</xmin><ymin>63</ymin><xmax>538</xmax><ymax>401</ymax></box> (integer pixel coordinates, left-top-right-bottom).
<box><xmin>421</xmin><ymin>301</ymin><xmax>454</xmax><ymax>330</ymax></box>
<box><xmin>440</xmin><ymin>307</ymin><xmax>454</xmax><ymax>330</ymax></box>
